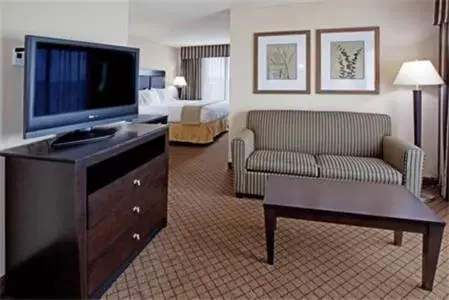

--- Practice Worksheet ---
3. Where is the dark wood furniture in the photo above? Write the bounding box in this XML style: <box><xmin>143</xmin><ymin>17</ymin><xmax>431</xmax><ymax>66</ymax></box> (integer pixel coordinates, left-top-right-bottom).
<box><xmin>263</xmin><ymin>176</ymin><xmax>445</xmax><ymax>291</ymax></box>
<box><xmin>132</xmin><ymin>114</ymin><xmax>168</xmax><ymax>125</ymax></box>
<box><xmin>1</xmin><ymin>124</ymin><xmax>169</xmax><ymax>299</ymax></box>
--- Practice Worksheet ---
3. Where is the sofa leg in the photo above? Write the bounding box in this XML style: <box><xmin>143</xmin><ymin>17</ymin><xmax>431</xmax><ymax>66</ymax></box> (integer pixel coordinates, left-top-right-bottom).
<box><xmin>236</xmin><ymin>193</ymin><xmax>244</xmax><ymax>198</ymax></box>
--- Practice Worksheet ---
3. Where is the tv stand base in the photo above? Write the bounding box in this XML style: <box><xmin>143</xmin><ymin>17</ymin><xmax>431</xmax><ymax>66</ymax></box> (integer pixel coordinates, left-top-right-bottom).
<box><xmin>51</xmin><ymin>127</ymin><xmax>117</xmax><ymax>148</ymax></box>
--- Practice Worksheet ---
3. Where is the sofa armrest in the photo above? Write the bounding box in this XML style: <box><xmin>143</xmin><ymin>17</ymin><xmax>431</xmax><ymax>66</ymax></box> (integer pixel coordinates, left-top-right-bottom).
<box><xmin>382</xmin><ymin>136</ymin><xmax>424</xmax><ymax>196</ymax></box>
<box><xmin>231</xmin><ymin>129</ymin><xmax>255</xmax><ymax>194</ymax></box>
<box><xmin>231</xmin><ymin>129</ymin><xmax>255</xmax><ymax>170</ymax></box>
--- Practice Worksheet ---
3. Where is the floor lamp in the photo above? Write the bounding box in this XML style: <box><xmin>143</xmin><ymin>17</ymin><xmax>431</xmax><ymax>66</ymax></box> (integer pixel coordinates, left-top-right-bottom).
<box><xmin>393</xmin><ymin>60</ymin><xmax>444</xmax><ymax>148</ymax></box>
<box><xmin>173</xmin><ymin>76</ymin><xmax>187</xmax><ymax>99</ymax></box>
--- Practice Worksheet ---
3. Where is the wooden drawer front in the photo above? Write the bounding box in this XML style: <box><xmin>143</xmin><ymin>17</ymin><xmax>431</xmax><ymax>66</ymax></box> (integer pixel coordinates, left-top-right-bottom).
<box><xmin>135</xmin><ymin>154</ymin><xmax>168</xmax><ymax>212</ymax></box>
<box><xmin>87</xmin><ymin>154</ymin><xmax>168</xmax><ymax>262</ymax></box>
<box><xmin>88</xmin><ymin>204</ymin><xmax>166</xmax><ymax>296</ymax></box>
<box><xmin>88</xmin><ymin>208</ymin><xmax>139</xmax><ymax>263</ymax></box>
<box><xmin>88</xmin><ymin>154</ymin><xmax>167</xmax><ymax>229</ymax></box>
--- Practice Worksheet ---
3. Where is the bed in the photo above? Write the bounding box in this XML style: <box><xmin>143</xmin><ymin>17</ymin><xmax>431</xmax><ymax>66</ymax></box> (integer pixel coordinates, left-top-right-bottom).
<box><xmin>138</xmin><ymin>69</ymin><xmax>229</xmax><ymax>144</ymax></box>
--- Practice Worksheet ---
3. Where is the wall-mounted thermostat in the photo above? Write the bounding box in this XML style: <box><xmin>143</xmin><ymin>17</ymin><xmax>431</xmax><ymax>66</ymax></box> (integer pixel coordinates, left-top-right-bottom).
<box><xmin>12</xmin><ymin>47</ymin><xmax>25</xmax><ymax>67</ymax></box>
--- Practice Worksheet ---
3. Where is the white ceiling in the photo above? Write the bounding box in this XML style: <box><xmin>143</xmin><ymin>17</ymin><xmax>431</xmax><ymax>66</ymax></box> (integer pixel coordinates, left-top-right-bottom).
<box><xmin>128</xmin><ymin>0</ymin><xmax>317</xmax><ymax>47</ymax></box>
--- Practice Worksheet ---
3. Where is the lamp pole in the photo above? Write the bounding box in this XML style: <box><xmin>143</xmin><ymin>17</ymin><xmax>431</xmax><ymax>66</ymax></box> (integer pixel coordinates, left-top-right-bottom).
<box><xmin>413</xmin><ymin>87</ymin><xmax>422</xmax><ymax>148</ymax></box>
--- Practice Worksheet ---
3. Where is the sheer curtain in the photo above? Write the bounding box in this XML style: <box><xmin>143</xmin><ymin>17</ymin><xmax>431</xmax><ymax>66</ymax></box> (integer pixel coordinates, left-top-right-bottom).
<box><xmin>201</xmin><ymin>57</ymin><xmax>230</xmax><ymax>101</ymax></box>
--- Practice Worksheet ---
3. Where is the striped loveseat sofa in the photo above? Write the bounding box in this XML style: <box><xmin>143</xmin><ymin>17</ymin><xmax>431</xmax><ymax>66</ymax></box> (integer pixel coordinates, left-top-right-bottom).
<box><xmin>231</xmin><ymin>110</ymin><xmax>424</xmax><ymax>198</ymax></box>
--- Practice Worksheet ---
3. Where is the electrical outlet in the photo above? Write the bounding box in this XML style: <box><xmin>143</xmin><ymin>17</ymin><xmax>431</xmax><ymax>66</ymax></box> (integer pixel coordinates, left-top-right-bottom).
<box><xmin>12</xmin><ymin>47</ymin><xmax>25</xmax><ymax>67</ymax></box>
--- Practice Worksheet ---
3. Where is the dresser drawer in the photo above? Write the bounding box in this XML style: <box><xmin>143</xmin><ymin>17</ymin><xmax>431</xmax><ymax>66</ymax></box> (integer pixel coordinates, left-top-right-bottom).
<box><xmin>87</xmin><ymin>154</ymin><xmax>168</xmax><ymax>262</ymax></box>
<box><xmin>88</xmin><ymin>204</ymin><xmax>166</xmax><ymax>296</ymax></box>
<box><xmin>135</xmin><ymin>154</ymin><xmax>168</xmax><ymax>211</ymax></box>
<box><xmin>87</xmin><ymin>153</ymin><xmax>168</xmax><ymax>228</ymax></box>
<box><xmin>87</xmin><ymin>207</ymin><xmax>139</xmax><ymax>263</ymax></box>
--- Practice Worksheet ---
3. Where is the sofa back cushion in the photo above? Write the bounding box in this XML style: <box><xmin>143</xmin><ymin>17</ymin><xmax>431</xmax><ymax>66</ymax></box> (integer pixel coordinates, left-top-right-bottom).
<box><xmin>246</xmin><ymin>110</ymin><xmax>391</xmax><ymax>157</ymax></box>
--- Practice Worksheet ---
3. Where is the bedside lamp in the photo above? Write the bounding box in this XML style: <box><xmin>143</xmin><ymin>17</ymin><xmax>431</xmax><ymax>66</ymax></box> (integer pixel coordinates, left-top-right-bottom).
<box><xmin>394</xmin><ymin>60</ymin><xmax>444</xmax><ymax>147</ymax></box>
<box><xmin>173</xmin><ymin>76</ymin><xmax>187</xmax><ymax>99</ymax></box>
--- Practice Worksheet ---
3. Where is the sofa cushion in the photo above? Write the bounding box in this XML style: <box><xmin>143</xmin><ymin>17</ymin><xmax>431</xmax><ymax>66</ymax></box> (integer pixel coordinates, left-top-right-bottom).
<box><xmin>317</xmin><ymin>155</ymin><xmax>402</xmax><ymax>184</ymax></box>
<box><xmin>247</xmin><ymin>110</ymin><xmax>391</xmax><ymax>157</ymax></box>
<box><xmin>246</xmin><ymin>150</ymin><xmax>318</xmax><ymax>177</ymax></box>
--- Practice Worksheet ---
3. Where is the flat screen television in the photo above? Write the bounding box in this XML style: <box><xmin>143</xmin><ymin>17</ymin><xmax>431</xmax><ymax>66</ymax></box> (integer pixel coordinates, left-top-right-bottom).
<box><xmin>23</xmin><ymin>35</ymin><xmax>139</xmax><ymax>147</ymax></box>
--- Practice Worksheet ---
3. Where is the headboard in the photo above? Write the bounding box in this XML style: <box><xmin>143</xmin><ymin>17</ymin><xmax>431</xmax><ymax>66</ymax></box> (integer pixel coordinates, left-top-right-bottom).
<box><xmin>138</xmin><ymin>69</ymin><xmax>166</xmax><ymax>90</ymax></box>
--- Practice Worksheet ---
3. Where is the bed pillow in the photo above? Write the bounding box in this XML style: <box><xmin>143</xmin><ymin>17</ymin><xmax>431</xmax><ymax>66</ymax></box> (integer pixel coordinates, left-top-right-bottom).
<box><xmin>138</xmin><ymin>89</ymin><xmax>152</xmax><ymax>105</ymax></box>
<box><xmin>154</xmin><ymin>88</ymin><xmax>176</xmax><ymax>103</ymax></box>
<box><xmin>148</xmin><ymin>89</ymin><xmax>162</xmax><ymax>104</ymax></box>
<box><xmin>167</xmin><ymin>86</ymin><xmax>178</xmax><ymax>100</ymax></box>
<box><xmin>138</xmin><ymin>89</ymin><xmax>161</xmax><ymax>105</ymax></box>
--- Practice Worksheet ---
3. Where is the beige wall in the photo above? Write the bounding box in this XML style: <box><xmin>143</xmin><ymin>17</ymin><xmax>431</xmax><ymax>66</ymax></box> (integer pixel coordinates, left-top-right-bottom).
<box><xmin>1</xmin><ymin>1</ymin><xmax>129</xmax><ymax>142</ymax></box>
<box><xmin>0</xmin><ymin>0</ymin><xmax>130</xmax><ymax>276</ymax></box>
<box><xmin>128</xmin><ymin>35</ymin><xmax>179</xmax><ymax>86</ymax></box>
<box><xmin>229</xmin><ymin>0</ymin><xmax>439</xmax><ymax>178</ymax></box>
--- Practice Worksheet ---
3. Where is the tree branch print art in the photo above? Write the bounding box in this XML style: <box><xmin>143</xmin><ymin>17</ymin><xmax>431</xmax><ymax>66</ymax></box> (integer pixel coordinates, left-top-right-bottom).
<box><xmin>266</xmin><ymin>44</ymin><xmax>297</xmax><ymax>80</ymax></box>
<box><xmin>331</xmin><ymin>41</ymin><xmax>365</xmax><ymax>80</ymax></box>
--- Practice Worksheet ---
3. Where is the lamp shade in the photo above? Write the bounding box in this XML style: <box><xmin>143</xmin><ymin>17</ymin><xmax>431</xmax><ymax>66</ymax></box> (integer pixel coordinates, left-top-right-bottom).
<box><xmin>394</xmin><ymin>60</ymin><xmax>444</xmax><ymax>86</ymax></box>
<box><xmin>173</xmin><ymin>76</ymin><xmax>187</xmax><ymax>87</ymax></box>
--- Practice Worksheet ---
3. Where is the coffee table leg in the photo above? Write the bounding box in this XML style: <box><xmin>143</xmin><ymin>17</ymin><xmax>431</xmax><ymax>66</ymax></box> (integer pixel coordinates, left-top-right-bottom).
<box><xmin>422</xmin><ymin>224</ymin><xmax>444</xmax><ymax>291</ymax></box>
<box><xmin>394</xmin><ymin>231</ymin><xmax>403</xmax><ymax>246</ymax></box>
<box><xmin>264</xmin><ymin>207</ymin><xmax>276</xmax><ymax>265</ymax></box>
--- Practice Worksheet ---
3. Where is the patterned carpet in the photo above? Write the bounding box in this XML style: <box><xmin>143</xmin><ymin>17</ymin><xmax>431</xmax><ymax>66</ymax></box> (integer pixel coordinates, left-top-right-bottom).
<box><xmin>103</xmin><ymin>134</ymin><xmax>449</xmax><ymax>300</ymax></box>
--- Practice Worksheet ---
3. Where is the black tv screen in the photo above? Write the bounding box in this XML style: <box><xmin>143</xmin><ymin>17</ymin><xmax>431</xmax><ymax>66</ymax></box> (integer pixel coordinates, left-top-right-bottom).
<box><xmin>24</xmin><ymin>35</ymin><xmax>139</xmax><ymax>139</ymax></box>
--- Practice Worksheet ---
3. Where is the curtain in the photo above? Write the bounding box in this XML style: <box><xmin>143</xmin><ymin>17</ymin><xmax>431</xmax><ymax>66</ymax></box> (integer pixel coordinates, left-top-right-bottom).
<box><xmin>181</xmin><ymin>59</ymin><xmax>202</xmax><ymax>100</ymax></box>
<box><xmin>35</xmin><ymin>48</ymin><xmax>87</xmax><ymax>116</ymax></box>
<box><xmin>201</xmin><ymin>57</ymin><xmax>230</xmax><ymax>101</ymax></box>
<box><xmin>435</xmin><ymin>0</ymin><xmax>449</xmax><ymax>200</ymax></box>
<box><xmin>180</xmin><ymin>44</ymin><xmax>230</xmax><ymax>100</ymax></box>
<box><xmin>180</xmin><ymin>44</ymin><xmax>230</xmax><ymax>59</ymax></box>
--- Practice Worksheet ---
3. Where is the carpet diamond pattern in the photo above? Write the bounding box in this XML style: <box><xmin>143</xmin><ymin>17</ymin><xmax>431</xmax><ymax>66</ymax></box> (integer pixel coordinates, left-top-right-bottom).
<box><xmin>102</xmin><ymin>135</ymin><xmax>449</xmax><ymax>299</ymax></box>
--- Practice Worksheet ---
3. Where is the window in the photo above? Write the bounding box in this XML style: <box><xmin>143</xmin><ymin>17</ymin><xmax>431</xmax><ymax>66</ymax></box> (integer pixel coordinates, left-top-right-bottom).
<box><xmin>201</xmin><ymin>57</ymin><xmax>230</xmax><ymax>101</ymax></box>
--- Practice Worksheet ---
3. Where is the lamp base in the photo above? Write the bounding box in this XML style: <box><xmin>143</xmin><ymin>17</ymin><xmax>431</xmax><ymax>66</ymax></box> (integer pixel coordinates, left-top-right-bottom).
<box><xmin>176</xmin><ymin>87</ymin><xmax>182</xmax><ymax>99</ymax></box>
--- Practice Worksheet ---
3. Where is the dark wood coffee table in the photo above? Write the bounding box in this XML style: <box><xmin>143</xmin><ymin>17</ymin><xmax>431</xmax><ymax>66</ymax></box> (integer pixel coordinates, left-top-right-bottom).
<box><xmin>263</xmin><ymin>176</ymin><xmax>445</xmax><ymax>291</ymax></box>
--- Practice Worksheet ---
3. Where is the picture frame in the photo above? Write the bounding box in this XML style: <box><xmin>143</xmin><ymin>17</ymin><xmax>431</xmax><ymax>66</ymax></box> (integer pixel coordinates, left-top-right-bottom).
<box><xmin>253</xmin><ymin>30</ymin><xmax>311</xmax><ymax>94</ymax></box>
<box><xmin>316</xmin><ymin>26</ymin><xmax>380</xmax><ymax>94</ymax></box>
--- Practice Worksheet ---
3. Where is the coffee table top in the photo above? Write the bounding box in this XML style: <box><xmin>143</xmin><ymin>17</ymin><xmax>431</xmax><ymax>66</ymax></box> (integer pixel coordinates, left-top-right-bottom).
<box><xmin>264</xmin><ymin>176</ymin><xmax>444</xmax><ymax>224</ymax></box>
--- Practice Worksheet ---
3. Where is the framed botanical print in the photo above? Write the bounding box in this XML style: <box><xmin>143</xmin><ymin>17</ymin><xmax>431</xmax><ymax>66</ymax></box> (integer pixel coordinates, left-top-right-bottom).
<box><xmin>316</xmin><ymin>26</ymin><xmax>380</xmax><ymax>94</ymax></box>
<box><xmin>253</xmin><ymin>30</ymin><xmax>311</xmax><ymax>94</ymax></box>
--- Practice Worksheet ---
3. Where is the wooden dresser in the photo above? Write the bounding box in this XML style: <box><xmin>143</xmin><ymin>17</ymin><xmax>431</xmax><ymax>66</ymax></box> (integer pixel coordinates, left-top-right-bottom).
<box><xmin>0</xmin><ymin>124</ymin><xmax>169</xmax><ymax>299</ymax></box>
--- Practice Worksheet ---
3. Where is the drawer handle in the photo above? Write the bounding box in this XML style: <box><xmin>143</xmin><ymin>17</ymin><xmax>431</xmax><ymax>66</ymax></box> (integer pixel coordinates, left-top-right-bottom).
<box><xmin>132</xmin><ymin>233</ymin><xmax>140</xmax><ymax>241</ymax></box>
<box><xmin>133</xmin><ymin>179</ymin><xmax>141</xmax><ymax>187</ymax></box>
<box><xmin>132</xmin><ymin>206</ymin><xmax>141</xmax><ymax>214</ymax></box>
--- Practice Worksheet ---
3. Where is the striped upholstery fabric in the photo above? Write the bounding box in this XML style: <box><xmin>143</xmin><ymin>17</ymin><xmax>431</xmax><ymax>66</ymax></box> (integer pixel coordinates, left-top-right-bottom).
<box><xmin>317</xmin><ymin>155</ymin><xmax>402</xmax><ymax>185</ymax></box>
<box><xmin>383</xmin><ymin>136</ymin><xmax>424</xmax><ymax>196</ymax></box>
<box><xmin>231</xmin><ymin>110</ymin><xmax>424</xmax><ymax>197</ymax></box>
<box><xmin>246</xmin><ymin>150</ymin><xmax>319</xmax><ymax>177</ymax></box>
<box><xmin>231</xmin><ymin>129</ymin><xmax>255</xmax><ymax>194</ymax></box>
<box><xmin>247</xmin><ymin>110</ymin><xmax>391</xmax><ymax>157</ymax></box>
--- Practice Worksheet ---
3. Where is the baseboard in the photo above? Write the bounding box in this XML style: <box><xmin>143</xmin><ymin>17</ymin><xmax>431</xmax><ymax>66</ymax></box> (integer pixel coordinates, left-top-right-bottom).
<box><xmin>228</xmin><ymin>162</ymin><xmax>232</xmax><ymax>170</ymax></box>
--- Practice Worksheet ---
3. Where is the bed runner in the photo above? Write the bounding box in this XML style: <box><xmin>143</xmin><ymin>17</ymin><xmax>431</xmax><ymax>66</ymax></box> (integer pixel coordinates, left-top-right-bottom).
<box><xmin>180</xmin><ymin>100</ymin><xmax>223</xmax><ymax>124</ymax></box>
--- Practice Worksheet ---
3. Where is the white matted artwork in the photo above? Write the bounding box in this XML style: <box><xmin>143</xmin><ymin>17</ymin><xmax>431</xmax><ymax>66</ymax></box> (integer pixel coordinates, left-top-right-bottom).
<box><xmin>316</xmin><ymin>27</ymin><xmax>380</xmax><ymax>94</ymax></box>
<box><xmin>253</xmin><ymin>30</ymin><xmax>311</xmax><ymax>94</ymax></box>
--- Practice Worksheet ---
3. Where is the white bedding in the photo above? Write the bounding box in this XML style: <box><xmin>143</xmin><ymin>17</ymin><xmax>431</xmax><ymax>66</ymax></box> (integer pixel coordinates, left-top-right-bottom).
<box><xmin>139</xmin><ymin>99</ymin><xmax>229</xmax><ymax>123</ymax></box>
